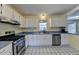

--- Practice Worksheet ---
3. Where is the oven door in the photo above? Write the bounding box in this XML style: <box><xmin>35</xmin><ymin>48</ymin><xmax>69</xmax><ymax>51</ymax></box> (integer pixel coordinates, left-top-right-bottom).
<box><xmin>13</xmin><ymin>38</ymin><xmax>25</xmax><ymax>55</ymax></box>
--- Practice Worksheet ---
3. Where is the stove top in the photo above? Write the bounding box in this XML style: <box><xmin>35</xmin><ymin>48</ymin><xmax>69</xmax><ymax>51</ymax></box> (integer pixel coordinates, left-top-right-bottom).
<box><xmin>0</xmin><ymin>34</ymin><xmax>24</xmax><ymax>41</ymax></box>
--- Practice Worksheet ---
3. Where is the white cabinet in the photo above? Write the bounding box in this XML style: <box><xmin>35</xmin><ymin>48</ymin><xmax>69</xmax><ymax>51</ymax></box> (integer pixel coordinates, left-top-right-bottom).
<box><xmin>13</xmin><ymin>10</ymin><xmax>20</xmax><ymax>22</ymax></box>
<box><xmin>0</xmin><ymin>4</ymin><xmax>23</xmax><ymax>23</ymax></box>
<box><xmin>0</xmin><ymin>43</ymin><xmax>12</xmax><ymax>55</ymax></box>
<box><xmin>50</xmin><ymin>15</ymin><xmax>67</xmax><ymax>27</ymax></box>
<box><xmin>13</xmin><ymin>9</ymin><xmax>26</xmax><ymax>25</ymax></box>
<box><xmin>0</xmin><ymin>4</ymin><xmax>25</xmax><ymax>26</ymax></box>
<box><xmin>25</xmin><ymin>16</ymin><xmax>37</xmax><ymax>27</ymax></box>
<box><xmin>20</xmin><ymin>16</ymin><xmax>26</xmax><ymax>27</ymax></box>
<box><xmin>28</xmin><ymin>34</ymin><xmax>52</xmax><ymax>46</ymax></box>
<box><xmin>61</xmin><ymin>34</ymin><xmax>69</xmax><ymax>46</ymax></box>
<box><xmin>20</xmin><ymin>16</ymin><xmax>38</xmax><ymax>28</ymax></box>
<box><xmin>1</xmin><ymin>4</ymin><xmax>13</xmax><ymax>19</ymax></box>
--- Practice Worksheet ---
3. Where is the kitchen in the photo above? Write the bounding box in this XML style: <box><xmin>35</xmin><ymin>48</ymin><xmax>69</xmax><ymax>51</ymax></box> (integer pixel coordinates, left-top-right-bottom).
<box><xmin>0</xmin><ymin>4</ymin><xmax>79</xmax><ymax>55</ymax></box>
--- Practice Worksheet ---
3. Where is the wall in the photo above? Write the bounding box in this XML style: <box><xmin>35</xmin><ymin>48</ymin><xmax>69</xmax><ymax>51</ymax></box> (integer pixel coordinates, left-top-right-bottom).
<box><xmin>69</xmin><ymin>34</ymin><xmax>79</xmax><ymax>50</ymax></box>
<box><xmin>0</xmin><ymin>23</ymin><xmax>25</xmax><ymax>36</ymax></box>
<box><xmin>65</xmin><ymin>5</ymin><xmax>79</xmax><ymax>50</ymax></box>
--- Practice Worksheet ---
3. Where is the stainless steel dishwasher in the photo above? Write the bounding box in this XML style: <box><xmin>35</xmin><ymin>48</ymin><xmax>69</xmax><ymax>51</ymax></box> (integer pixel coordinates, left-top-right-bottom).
<box><xmin>52</xmin><ymin>34</ymin><xmax>61</xmax><ymax>46</ymax></box>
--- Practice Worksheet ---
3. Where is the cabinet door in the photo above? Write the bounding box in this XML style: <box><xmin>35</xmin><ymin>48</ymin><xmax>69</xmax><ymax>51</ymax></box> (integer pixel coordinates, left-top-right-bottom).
<box><xmin>50</xmin><ymin>16</ymin><xmax>66</xmax><ymax>27</ymax></box>
<box><xmin>28</xmin><ymin>35</ymin><xmax>38</xmax><ymax>46</ymax></box>
<box><xmin>20</xmin><ymin>16</ymin><xmax>26</xmax><ymax>27</ymax></box>
<box><xmin>28</xmin><ymin>35</ymin><xmax>52</xmax><ymax>46</ymax></box>
<box><xmin>25</xmin><ymin>16</ymin><xmax>37</xmax><ymax>27</ymax></box>
<box><xmin>61</xmin><ymin>34</ymin><xmax>69</xmax><ymax>45</ymax></box>
<box><xmin>13</xmin><ymin>10</ymin><xmax>20</xmax><ymax>22</ymax></box>
<box><xmin>2</xmin><ymin>5</ymin><xmax>13</xmax><ymax>19</ymax></box>
<box><xmin>40</xmin><ymin>35</ymin><xmax>52</xmax><ymax>46</ymax></box>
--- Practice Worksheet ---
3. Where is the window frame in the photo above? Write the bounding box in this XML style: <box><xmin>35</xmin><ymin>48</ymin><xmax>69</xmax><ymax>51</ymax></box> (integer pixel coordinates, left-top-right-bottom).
<box><xmin>39</xmin><ymin>20</ymin><xmax>47</xmax><ymax>31</ymax></box>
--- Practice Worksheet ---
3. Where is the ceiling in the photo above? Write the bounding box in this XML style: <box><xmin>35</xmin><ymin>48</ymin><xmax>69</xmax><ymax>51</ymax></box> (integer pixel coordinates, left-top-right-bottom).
<box><xmin>11</xmin><ymin>4</ymin><xmax>78</xmax><ymax>16</ymax></box>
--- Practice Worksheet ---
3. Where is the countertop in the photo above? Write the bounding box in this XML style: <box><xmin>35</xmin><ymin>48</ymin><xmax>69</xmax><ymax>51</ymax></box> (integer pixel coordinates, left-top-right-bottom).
<box><xmin>17</xmin><ymin>32</ymin><xmax>68</xmax><ymax>35</ymax></box>
<box><xmin>0</xmin><ymin>41</ymin><xmax>12</xmax><ymax>50</ymax></box>
<box><xmin>17</xmin><ymin>31</ymin><xmax>79</xmax><ymax>35</ymax></box>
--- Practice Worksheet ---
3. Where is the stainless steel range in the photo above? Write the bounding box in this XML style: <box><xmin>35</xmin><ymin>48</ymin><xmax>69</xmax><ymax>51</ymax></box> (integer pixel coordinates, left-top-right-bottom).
<box><xmin>13</xmin><ymin>36</ymin><xmax>25</xmax><ymax>55</ymax></box>
<box><xmin>0</xmin><ymin>32</ymin><xmax>25</xmax><ymax>55</ymax></box>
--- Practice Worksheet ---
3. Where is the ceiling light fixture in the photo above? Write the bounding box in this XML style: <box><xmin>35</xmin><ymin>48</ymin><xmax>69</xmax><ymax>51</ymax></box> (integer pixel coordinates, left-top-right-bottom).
<box><xmin>40</xmin><ymin>13</ymin><xmax>47</xmax><ymax>20</ymax></box>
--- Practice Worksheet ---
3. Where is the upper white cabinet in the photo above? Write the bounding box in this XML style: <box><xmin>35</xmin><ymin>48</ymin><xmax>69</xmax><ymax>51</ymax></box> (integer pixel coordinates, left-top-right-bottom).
<box><xmin>0</xmin><ymin>4</ymin><xmax>25</xmax><ymax>26</ymax></box>
<box><xmin>11</xmin><ymin>6</ymin><xmax>26</xmax><ymax>25</ymax></box>
<box><xmin>50</xmin><ymin>15</ymin><xmax>67</xmax><ymax>27</ymax></box>
<box><xmin>1</xmin><ymin>4</ymin><xmax>13</xmax><ymax>19</ymax></box>
<box><xmin>20</xmin><ymin>16</ymin><xmax>26</xmax><ymax>27</ymax></box>
<box><xmin>0</xmin><ymin>4</ymin><xmax>19</xmax><ymax>21</ymax></box>
<box><xmin>25</xmin><ymin>16</ymin><xmax>37</xmax><ymax>28</ymax></box>
<box><xmin>13</xmin><ymin>10</ymin><xmax>20</xmax><ymax>22</ymax></box>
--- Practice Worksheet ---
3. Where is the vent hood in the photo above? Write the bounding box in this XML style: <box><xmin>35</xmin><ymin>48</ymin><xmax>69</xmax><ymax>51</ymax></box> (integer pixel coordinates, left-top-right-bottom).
<box><xmin>0</xmin><ymin>17</ymin><xmax>20</xmax><ymax>25</ymax></box>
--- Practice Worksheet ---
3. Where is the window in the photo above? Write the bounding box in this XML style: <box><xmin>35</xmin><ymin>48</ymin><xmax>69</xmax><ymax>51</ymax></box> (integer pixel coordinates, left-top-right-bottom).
<box><xmin>68</xmin><ymin>22</ymin><xmax>76</xmax><ymax>33</ymax></box>
<box><xmin>39</xmin><ymin>20</ymin><xmax>47</xmax><ymax>31</ymax></box>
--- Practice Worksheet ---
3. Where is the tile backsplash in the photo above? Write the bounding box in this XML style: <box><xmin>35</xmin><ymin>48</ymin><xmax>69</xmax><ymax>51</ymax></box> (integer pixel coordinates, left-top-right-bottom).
<box><xmin>0</xmin><ymin>23</ymin><xmax>23</xmax><ymax>36</ymax></box>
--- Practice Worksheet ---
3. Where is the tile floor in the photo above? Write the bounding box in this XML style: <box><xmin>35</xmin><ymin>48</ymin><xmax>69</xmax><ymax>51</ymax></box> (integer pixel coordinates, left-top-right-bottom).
<box><xmin>25</xmin><ymin>45</ymin><xmax>79</xmax><ymax>55</ymax></box>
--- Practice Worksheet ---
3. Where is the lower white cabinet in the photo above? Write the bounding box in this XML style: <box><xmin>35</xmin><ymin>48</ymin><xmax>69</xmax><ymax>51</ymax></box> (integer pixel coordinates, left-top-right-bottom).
<box><xmin>25</xmin><ymin>34</ymin><xmax>69</xmax><ymax>47</ymax></box>
<box><xmin>0</xmin><ymin>43</ymin><xmax>12</xmax><ymax>55</ymax></box>
<box><xmin>27</xmin><ymin>34</ymin><xmax>52</xmax><ymax>46</ymax></box>
<box><xmin>61</xmin><ymin>34</ymin><xmax>69</xmax><ymax>46</ymax></box>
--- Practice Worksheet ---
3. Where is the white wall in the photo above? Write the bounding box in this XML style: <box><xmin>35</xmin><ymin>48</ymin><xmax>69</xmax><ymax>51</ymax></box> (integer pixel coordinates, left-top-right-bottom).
<box><xmin>0</xmin><ymin>23</ymin><xmax>24</xmax><ymax>36</ymax></box>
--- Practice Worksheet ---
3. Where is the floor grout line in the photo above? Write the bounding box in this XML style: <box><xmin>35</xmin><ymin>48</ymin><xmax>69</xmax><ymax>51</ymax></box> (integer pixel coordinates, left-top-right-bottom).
<box><xmin>25</xmin><ymin>46</ymin><xmax>79</xmax><ymax>55</ymax></box>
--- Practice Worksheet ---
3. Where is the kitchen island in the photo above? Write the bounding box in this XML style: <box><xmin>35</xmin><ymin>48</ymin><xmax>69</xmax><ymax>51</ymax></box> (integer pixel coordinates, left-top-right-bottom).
<box><xmin>26</xmin><ymin>34</ymin><xmax>52</xmax><ymax>46</ymax></box>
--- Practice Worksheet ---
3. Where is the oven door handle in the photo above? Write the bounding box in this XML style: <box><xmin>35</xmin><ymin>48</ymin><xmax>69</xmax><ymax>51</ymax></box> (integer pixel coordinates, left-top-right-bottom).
<box><xmin>14</xmin><ymin>40</ymin><xmax>25</xmax><ymax>46</ymax></box>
